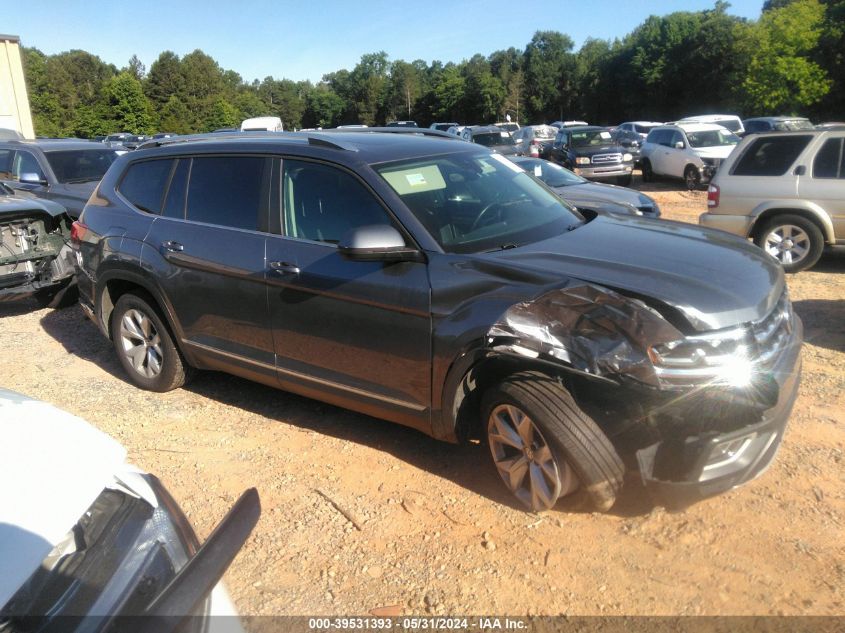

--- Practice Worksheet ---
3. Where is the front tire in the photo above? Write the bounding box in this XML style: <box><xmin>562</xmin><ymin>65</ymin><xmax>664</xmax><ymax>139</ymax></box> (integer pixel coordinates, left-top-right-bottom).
<box><xmin>616</xmin><ymin>175</ymin><xmax>633</xmax><ymax>187</ymax></box>
<box><xmin>641</xmin><ymin>159</ymin><xmax>654</xmax><ymax>183</ymax></box>
<box><xmin>110</xmin><ymin>292</ymin><xmax>191</xmax><ymax>392</ymax></box>
<box><xmin>482</xmin><ymin>371</ymin><xmax>624</xmax><ymax>512</ymax></box>
<box><xmin>684</xmin><ymin>165</ymin><xmax>701</xmax><ymax>191</ymax></box>
<box><xmin>754</xmin><ymin>214</ymin><xmax>824</xmax><ymax>273</ymax></box>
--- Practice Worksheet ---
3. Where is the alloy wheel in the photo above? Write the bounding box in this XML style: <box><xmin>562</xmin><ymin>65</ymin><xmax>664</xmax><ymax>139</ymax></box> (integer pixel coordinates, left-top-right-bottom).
<box><xmin>487</xmin><ymin>404</ymin><xmax>578</xmax><ymax>511</ymax></box>
<box><xmin>119</xmin><ymin>308</ymin><xmax>164</xmax><ymax>378</ymax></box>
<box><xmin>763</xmin><ymin>224</ymin><xmax>811</xmax><ymax>266</ymax></box>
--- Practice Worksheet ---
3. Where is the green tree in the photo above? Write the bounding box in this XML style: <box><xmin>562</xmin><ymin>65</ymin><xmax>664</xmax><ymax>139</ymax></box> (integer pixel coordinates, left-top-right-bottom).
<box><xmin>157</xmin><ymin>95</ymin><xmax>193</xmax><ymax>134</ymax></box>
<box><xmin>738</xmin><ymin>0</ymin><xmax>831</xmax><ymax>112</ymax></box>
<box><xmin>523</xmin><ymin>31</ymin><xmax>576</xmax><ymax>121</ymax></box>
<box><xmin>104</xmin><ymin>72</ymin><xmax>154</xmax><ymax>134</ymax></box>
<box><xmin>304</xmin><ymin>85</ymin><xmax>345</xmax><ymax>128</ymax></box>
<box><xmin>206</xmin><ymin>98</ymin><xmax>240</xmax><ymax>131</ymax></box>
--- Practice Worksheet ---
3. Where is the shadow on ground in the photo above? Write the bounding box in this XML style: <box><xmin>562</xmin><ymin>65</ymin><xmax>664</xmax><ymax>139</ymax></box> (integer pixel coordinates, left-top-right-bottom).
<box><xmin>793</xmin><ymin>298</ymin><xmax>845</xmax><ymax>354</ymax></box>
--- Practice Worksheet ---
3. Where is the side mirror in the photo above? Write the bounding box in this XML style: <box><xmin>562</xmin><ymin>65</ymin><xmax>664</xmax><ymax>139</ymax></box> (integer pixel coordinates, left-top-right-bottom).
<box><xmin>674</xmin><ymin>141</ymin><xmax>685</xmax><ymax>150</ymax></box>
<box><xmin>338</xmin><ymin>225</ymin><xmax>423</xmax><ymax>262</ymax></box>
<box><xmin>19</xmin><ymin>173</ymin><xmax>47</xmax><ymax>185</ymax></box>
<box><xmin>794</xmin><ymin>165</ymin><xmax>806</xmax><ymax>176</ymax></box>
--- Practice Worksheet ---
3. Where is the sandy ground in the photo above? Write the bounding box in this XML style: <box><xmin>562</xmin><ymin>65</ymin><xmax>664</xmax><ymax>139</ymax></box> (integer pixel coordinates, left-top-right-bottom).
<box><xmin>1</xmin><ymin>178</ymin><xmax>843</xmax><ymax>619</ymax></box>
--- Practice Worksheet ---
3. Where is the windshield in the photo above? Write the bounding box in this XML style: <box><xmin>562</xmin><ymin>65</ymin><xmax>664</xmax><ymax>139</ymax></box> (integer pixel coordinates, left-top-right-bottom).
<box><xmin>570</xmin><ymin>129</ymin><xmax>613</xmax><ymax>147</ymax></box>
<box><xmin>634</xmin><ymin>124</ymin><xmax>659</xmax><ymax>134</ymax></box>
<box><xmin>533</xmin><ymin>126</ymin><xmax>557</xmax><ymax>139</ymax></box>
<box><xmin>44</xmin><ymin>149</ymin><xmax>118</xmax><ymax>183</ymax></box>
<box><xmin>513</xmin><ymin>158</ymin><xmax>585</xmax><ymax>187</ymax></box>
<box><xmin>686</xmin><ymin>129</ymin><xmax>740</xmax><ymax>148</ymax></box>
<box><xmin>376</xmin><ymin>152</ymin><xmax>582</xmax><ymax>254</ymax></box>
<box><xmin>473</xmin><ymin>132</ymin><xmax>515</xmax><ymax>147</ymax></box>
<box><xmin>775</xmin><ymin>120</ymin><xmax>814</xmax><ymax>131</ymax></box>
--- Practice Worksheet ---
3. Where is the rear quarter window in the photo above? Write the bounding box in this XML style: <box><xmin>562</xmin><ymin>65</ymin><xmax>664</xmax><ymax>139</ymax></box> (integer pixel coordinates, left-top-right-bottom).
<box><xmin>731</xmin><ymin>135</ymin><xmax>813</xmax><ymax>176</ymax></box>
<box><xmin>813</xmin><ymin>138</ymin><xmax>844</xmax><ymax>179</ymax></box>
<box><xmin>118</xmin><ymin>159</ymin><xmax>175</xmax><ymax>214</ymax></box>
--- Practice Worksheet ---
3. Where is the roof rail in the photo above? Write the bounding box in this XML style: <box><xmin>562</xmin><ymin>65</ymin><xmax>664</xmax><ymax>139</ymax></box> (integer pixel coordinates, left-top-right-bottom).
<box><xmin>323</xmin><ymin>127</ymin><xmax>457</xmax><ymax>139</ymax></box>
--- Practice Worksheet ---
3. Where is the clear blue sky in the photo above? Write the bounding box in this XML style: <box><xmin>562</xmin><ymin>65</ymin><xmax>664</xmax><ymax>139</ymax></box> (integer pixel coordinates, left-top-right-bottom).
<box><xmin>5</xmin><ymin>0</ymin><xmax>765</xmax><ymax>84</ymax></box>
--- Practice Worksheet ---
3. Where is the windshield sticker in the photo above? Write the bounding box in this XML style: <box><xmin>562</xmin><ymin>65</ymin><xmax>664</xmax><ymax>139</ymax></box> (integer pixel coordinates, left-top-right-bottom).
<box><xmin>381</xmin><ymin>165</ymin><xmax>446</xmax><ymax>195</ymax></box>
<box><xmin>478</xmin><ymin>159</ymin><xmax>497</xmax><ymax>174</ymax></box>
<box><xmin>500</xmin><ymin>132</ymin><xmax>509</xmax><ymax>138</ymax></box>
<box><xmin>490</xmin><ymin>153</ymin><xmax>523</xmax><ymax>173</ymax></box>
<box><xmin>534</xmin><ymin>165</ymin><xmax>543</xmax><ymax>178</ymax></box>
<box><xmin>600</xmin><ymin>131</ymin><xmax>611</xmax><ymax>139</ymax></box>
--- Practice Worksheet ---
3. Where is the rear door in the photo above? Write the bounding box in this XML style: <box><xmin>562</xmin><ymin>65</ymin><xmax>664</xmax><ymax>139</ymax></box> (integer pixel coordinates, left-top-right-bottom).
<box><xmin>265</xmin><ymin>158</ymin><xmax>432</xmax><ymax>427</ymax></box>
<box><xmin>802</xmin><ymin>134</ymin><xmax>845</xmax><ymax>239</ymax></box>
<box><xmin>140</xmin><ymin>155</ymin><xmax>276</xmax><ymax>376</ymax></box>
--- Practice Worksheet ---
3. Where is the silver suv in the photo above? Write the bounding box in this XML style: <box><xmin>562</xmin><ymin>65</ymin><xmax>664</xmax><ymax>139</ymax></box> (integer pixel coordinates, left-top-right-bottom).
<box><xmin>700</xmin><ymin>129</ymin><xmax>845</xmax><ymax>272</ymax></box>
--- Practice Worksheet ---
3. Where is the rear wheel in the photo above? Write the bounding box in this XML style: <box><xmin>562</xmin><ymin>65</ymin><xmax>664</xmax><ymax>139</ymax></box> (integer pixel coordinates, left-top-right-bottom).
<box><xmin>684</xmin><ymin>165</ymin><xmax>701</xmax><ymax>190</ymax></box>
<box><xmin>482</xmin><ymin>371</ymin><xmax>624</xmax><ymax>512</ymax></box>
<box><xmin>110</xmin><ymin>292</ymin><xmax>192</xmax><ymax>392</ymax></box>
<box><xmin>754</xmin><ymin>214</ymin><xmax>824</xmax><ymax>273</ymax></box>
<box><xmin>641</xmin><ymin>159</ymin><xmax>654</xmax><ymax>183</ymax></box>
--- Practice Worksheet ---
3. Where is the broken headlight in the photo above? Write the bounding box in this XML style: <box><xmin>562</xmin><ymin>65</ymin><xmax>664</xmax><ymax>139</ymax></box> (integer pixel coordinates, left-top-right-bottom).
<box><xmin>648</xmin><ymin>325</ymin><xmax>755</xmax><ymax>388</ymax></box>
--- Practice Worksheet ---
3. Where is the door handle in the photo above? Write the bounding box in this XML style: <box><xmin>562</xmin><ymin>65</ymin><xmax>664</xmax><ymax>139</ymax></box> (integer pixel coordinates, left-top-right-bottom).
<box><xmin>161</xmin><ymin>240</ymin><xmax>184</xmax><ymax>252</ymax></box>
<box><xmin>268</xmin><ymin>261</ymin><xmax>300</xmax><ymax>275</ymax></box>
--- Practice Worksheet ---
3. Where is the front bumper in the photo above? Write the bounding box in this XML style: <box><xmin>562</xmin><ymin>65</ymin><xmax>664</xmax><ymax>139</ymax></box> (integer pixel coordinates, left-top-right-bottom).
<box><xmin>636</xmin><ymin>316</ymin><xmax>803</xmax><ymax>508</ymax></box>
<box><xmin>574</xmin><ymin>163</ymin><xmax>634</xmax><ymax>180</ymax></box>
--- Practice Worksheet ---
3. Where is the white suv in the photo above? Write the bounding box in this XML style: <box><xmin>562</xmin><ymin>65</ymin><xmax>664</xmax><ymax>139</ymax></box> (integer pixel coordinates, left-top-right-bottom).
<box><xmin>641</xmin><ymin>123</ymin><xmax>741</xmax><ymax>189</ymax></box>
<box><xmin>700</xmin><ymin>129</ymin><xmax>845</xmax><ymax>273</ymax></box>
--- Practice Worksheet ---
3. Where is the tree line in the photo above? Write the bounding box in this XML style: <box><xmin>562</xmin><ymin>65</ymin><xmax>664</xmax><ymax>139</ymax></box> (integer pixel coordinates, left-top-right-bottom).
<box><xmin>21</xmin><ymin>0</ymin><xmax>844</xmax><ymax>138</ymax></box>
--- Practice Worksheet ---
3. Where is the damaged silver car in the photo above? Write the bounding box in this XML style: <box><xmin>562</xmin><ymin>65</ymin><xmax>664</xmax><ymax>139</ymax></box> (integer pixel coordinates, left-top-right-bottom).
<box><xmin>75</xmin><ymin>130</ymin><xmax>802</xmax><ymax>512</ymax></box>
<box><xmin>0</xmin><ymin>183</ymin><xmax>77</xmax><ymax>308</ymax></box>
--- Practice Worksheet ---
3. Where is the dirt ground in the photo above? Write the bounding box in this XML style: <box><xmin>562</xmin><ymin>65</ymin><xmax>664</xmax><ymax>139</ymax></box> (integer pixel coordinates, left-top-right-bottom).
<box><xmin>1</xmin><ymin>178</ymin><xmax>843</xmax><ymax>619</ymax></box>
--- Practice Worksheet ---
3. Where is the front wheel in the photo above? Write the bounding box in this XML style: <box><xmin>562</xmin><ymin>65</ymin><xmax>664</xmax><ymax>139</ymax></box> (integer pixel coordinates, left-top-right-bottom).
<box><xmin>110</xmin><ymin>292</ymin><xmax>192</xmax><ymax>392</ymax></box>
<box><xmin>754</xmin><ymin>214</ymin><xmax>824</xmax><ymax>273</ymax></box>
<box><xmin>482</xmin><ymin>371</ymin><xmax>624</xmax><ymax>512</ymax></box>
<box><xmin>684</xmin><ymin>165</ymin><xmax>701</xmax><ymax>190</ymax></box>
<box><xmin>641</xmin><ymin>159</ymin><xmax>654</xmax><ymax>183</ymax></box>
<box><xmin>616</xmin><ymin>175</ymin><xmax>633</xmax><ymax>187</ymax></box>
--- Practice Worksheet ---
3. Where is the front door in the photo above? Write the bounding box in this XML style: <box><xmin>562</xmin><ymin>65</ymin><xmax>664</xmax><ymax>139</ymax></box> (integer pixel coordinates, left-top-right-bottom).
<box><xmin>265</xmin><ymin>159</ymin><xmax>432</xmax><ymax>427</ymax></box>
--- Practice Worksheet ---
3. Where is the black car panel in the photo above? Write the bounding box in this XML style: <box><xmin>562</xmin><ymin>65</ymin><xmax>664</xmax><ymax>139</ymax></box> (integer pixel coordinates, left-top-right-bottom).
<box><xmin>75</xmin><ymin>131</ymin><xmax>802</xmax><ymax>511</ymax></box>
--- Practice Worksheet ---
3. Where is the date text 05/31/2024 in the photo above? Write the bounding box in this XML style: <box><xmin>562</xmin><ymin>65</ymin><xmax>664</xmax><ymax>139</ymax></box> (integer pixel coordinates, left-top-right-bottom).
<box><xmin>308</xmin><ymin>617</ymin><xmax>528</xmax><ymax>630</ymax></box>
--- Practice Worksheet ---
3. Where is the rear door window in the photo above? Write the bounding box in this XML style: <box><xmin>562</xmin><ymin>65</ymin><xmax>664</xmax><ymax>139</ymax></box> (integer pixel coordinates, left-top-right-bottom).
<box><xmin>185</xmin><ymin>156</ymin><xmax>271</xmax><ymax>231</ymax></box>
<box><xmin>812</xmin><ymin>138</ymin><xmax>844</xmax><ymax>179</ymax></box>
<box><xmin>732</xmin><ymin>135</ymin><xmax>813</xmax><ymax>176</ymax></box>
<box><xmin>118</xmin><ymin>159</ymin><xmax>175</xmax><ymax>214</ymax></box>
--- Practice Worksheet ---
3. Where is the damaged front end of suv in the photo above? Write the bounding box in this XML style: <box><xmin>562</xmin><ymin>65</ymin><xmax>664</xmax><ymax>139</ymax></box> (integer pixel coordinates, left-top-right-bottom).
<box><xmin>0</xmin><ymin>184</ymin><xmax>77</xmax><ymax>308</ymax></box>
<box><xmin>478</xmin><ymin>278</ymin><xmax>802</xmax><ymax>509</ymax></box>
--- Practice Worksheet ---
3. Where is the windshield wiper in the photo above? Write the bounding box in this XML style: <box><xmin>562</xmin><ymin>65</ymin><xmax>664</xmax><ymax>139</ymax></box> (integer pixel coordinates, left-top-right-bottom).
<box><xmin>63</xmin><ymin>176</ymin><xmax>102</xmax><ymax>184</ymax></box>
<box><xmin>483</xmin><ymin>242</ymin><xmax>520</xmax><ymax>252</ymax></box>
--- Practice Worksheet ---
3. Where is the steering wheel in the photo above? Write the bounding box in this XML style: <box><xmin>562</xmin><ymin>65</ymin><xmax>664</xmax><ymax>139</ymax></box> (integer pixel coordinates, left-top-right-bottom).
<box><xmin>469</xmin><ymin>202</ymin><xmax>506</xmax><ymax>232</ymax></box>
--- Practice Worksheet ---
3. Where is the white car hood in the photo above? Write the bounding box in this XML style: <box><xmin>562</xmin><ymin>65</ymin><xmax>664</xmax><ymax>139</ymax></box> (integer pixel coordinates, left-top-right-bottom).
<box><xmin>0</xmin><ymin>389</ymin><xmax>127</xmax><ymax>608</ymax></box>
<box><xmin>693</xmin><ymin>145</ymin><xmax>736</xmax><ymax>160</ymax></box>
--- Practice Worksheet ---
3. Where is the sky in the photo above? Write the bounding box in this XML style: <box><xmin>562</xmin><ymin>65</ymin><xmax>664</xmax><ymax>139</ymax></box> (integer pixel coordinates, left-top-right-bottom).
<box><xmin>3</xmin><ymin>0</ymin><xmax>766</xmax><ymax>84</ymax></box>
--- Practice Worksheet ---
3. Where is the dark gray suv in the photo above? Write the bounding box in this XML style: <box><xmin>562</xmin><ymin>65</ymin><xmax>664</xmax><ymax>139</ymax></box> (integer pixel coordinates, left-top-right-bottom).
<box><xmin>74</xmin><ymin>130</ymin><xmax>802</xmax><ymax>512</ymax></box>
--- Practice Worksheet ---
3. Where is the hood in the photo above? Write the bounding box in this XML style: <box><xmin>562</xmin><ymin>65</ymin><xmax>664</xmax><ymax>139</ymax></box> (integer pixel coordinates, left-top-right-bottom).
<box><xmin>483</xmin><ymin>214</ymin><xmax>783</xmax><ymax>331</ymax></box>
<box><xmin>571</xmin><ymin>144</ymin><xmax>625</xmax><ymax>157</ymax></box>
<box><xmin>553</xmin><ymin>181</ymin><xmax>647</xmax><ymax>211</ymax></box>
<box><xmin>0</xmin><ymin>193</ymin><xmax>67</xmax><ymax>218</ymax></box>
<box><xmin>0</xmin><ymin>389</ymin><xmax>127</xmax><ymax>608</ymax></box>
<box><xmin>693</xmin><ymin>145</ymin><xmax>736</xmax><ymax>160</ymax></box>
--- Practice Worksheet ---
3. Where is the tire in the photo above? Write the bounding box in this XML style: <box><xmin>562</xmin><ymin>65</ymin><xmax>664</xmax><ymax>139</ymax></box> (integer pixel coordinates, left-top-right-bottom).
<box><xmin>34</xmin><ymin>279</ymin><xmax>78</xmax><ymax>309</ymax></box>
<box><xmin>616</xmin><ymin>175</ymin><xmax>633</xmax><ymax>187</ymax></box>
<box><xmin>641</xmin><ymin>159</ymin><xmax>654</xmax><ymax>183</ymax></box>
<box><xmin>481</xmin><ymin>371</ymin><xmax>624</xmax><ymax>512</ymax></box>
<box><xmin>110</xmin><ymin>292</ymin><xmax>192</xmax><ymax>392</ymax></box>
<box><xmin>684</xmin><ymin>165</ymin><xmax>701</xmax><ymax>191</ymax></box>
<box><xmin>754</xmin><ymin>214</ymin><xmax>824</xmax><ymax>273</ymax></box>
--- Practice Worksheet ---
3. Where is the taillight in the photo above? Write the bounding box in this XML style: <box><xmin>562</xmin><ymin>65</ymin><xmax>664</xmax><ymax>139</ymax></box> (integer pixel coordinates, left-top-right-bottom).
<box><xmin>71</xmin><ymin>220</ymin><xmax>88</xmax><ymax>243</ymax></box>
<box><xmin>707</xmin><ymin>184</ymin><xmax>720</xmax><ymax>208</ymax></box>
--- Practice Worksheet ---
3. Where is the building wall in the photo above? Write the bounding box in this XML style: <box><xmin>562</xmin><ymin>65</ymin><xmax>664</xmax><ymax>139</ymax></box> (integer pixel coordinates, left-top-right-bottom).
<box><xmin>0</xmin><ymin>35</ymin><xmax>35</xmax><ymax>139</ymax></box>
